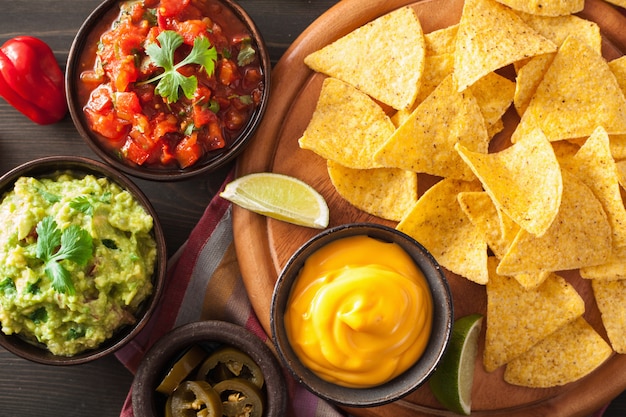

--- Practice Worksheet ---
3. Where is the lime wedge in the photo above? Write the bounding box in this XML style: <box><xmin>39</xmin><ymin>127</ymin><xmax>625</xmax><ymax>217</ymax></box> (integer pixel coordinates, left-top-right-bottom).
<box><xmin>220</xmin><ymin>172</ymin><xmax>329</xmax><ymax>229</ymax></box>
<box><xmin>429</xmin><ymin>314</ymin><xmax>484</xmax><ymax>415</ymax></box>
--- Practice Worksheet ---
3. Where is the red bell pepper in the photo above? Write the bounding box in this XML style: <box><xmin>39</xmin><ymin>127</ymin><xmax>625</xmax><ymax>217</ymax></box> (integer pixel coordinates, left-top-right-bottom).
<box><xmin>0</xmin><ymin>36</ymin><xmax>67</xmax><ymax>124</ymax></box>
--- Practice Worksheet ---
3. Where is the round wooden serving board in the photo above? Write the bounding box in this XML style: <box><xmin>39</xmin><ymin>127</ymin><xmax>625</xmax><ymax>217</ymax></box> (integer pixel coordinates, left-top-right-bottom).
<box><xmin>232</xmin><ymin>0</ymin><xmax>626</xmax><ymax>415</ymax></box>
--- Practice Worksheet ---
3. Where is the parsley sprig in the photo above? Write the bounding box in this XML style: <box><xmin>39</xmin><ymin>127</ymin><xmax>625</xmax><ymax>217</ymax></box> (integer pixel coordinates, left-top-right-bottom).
<box><xmin>35</xmin><ymin>217</ymin><xmax>93</xmax><ymax>295</ymax></box>
<box><xmin>141</xmin><ymin>30</ymin><xmax>217</xmax><ymax>103</ymax></box>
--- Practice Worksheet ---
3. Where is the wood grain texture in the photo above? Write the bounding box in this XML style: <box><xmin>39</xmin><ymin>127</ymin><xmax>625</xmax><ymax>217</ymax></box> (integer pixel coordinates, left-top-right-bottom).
<box><xmin>232</xmin><ymin>0</ymin><xmax>626</xmax><ymax>415</ymax></box>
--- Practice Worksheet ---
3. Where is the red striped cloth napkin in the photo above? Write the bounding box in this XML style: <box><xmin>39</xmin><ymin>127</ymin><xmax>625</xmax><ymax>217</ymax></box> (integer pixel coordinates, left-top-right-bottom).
<box><xmin>114</xmin><ymin>169</ymin><xmax>610</xmax><ymax>417</ymax></box>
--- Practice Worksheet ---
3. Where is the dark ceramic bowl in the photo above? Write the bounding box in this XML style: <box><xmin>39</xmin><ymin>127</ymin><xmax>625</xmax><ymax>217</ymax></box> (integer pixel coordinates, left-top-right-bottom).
<box><xmin>270</xmin><ymin>223</ymin><xmax>454</xmax><ymax>407</ymax></box>
<box><xmin>0</xmin><ymin>156</ymin><xmax>166</xmax><ymax>365</ymax></box>
<box><xmin>65</xmin><ymin>0</ymin><xmax>271</xmax><ymax>181</ymax></box>
<box><xmin>132</xmin><ymin>320</ymin><xmax>288</xmax><ymax>417</ymax></box>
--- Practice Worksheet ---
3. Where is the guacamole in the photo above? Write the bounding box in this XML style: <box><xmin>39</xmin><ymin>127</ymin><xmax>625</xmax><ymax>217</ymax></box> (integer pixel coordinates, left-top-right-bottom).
<box><xmin>0</xmin><ymin>173</ymin><xmax>157</xmax><ymax>356</ymax></box>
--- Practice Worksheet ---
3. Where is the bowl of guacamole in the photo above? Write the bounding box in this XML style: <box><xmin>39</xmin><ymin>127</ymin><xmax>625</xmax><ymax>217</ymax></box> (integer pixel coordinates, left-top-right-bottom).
<box><xmin>0</xmin><ymin>156</ymin><xmax>166</xmax><ymax>364</ymax></box>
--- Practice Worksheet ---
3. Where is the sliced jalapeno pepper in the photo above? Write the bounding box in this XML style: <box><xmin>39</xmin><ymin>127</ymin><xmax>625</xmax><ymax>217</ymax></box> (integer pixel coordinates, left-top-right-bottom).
<box><xmin>213</xmin><ymin>378</ymin><xmax>265</xmax><ymax>417</ymax></box>
<box><xmin>169</xmin><ymin>380</ymin><xmax>223</xmax><ymax>417</ymax></box>
<box><xmin>165</xmin><ymin>396</ymin><xmax>173</xmax><ymax>417</ymax></box>
<box><xmin>157</xmin><ymin>345</ymin><xmax>208</xmax><ymax>395</ymax></box>
<box><xmin>196</xmin><ymin>347</ymin><xmax>264</xmax><ymax>389</ymax></box>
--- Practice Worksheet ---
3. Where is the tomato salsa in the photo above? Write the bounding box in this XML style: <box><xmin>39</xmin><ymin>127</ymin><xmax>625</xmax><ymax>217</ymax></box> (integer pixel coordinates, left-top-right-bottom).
<box><xmin>78</xmin><ymin>0</ymin><xmax>265</xmax><ymax>169</ymax></box>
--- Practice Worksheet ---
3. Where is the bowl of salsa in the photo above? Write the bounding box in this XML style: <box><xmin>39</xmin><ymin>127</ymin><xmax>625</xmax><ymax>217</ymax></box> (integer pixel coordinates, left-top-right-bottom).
<box><xmin>66</xmin><ymin>0</ymin><xmax>270</xmax><ymax>181</ymax></box>
<box><xmin>270</xmin><ymin>223</ymin><xmax>454</xmax><ymax>407</ymax></box>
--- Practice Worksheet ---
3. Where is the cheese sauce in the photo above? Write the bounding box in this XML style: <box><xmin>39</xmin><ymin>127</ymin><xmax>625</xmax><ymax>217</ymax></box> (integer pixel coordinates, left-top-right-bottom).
<box><xmin>284</xmin><ymin>235</ymin><xmax>433</xmax><ymax>388</ymax></box>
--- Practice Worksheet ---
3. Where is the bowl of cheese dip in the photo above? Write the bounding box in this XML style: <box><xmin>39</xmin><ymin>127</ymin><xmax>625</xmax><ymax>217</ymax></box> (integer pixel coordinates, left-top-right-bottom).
<box><xmin>0</xmin><ymin>156</ymin><xmax>166</xmax><ymax>364</ymax></box>
<box><xmin>270</xmin><ymin>223</ymin><xmax>453</xmax><ymax>407</ymax></box>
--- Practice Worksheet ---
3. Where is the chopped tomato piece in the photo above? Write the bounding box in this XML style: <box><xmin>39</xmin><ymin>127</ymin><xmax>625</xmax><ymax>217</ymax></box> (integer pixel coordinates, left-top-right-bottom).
<box><xmin>193</xmin><ymin>104</ymin><xmax>216</xmax><ymax>127</ymax></box>
<box><xmin>153</xmin><ymin>114</ymin><xmax>179</xmax><ymax>139</ymax></box>
<box><xmin>159</xmin><ymin>0</ymin><xmax>190</xmax><ymax>17</ymax></box>
<box><xmin>111</xmin><ymin>55</ymin><xmax>139</xmax><ymax>92</ymax></box>
<box><xmin>87</xmin><ymin>85</ymin><xmax>114</xmax><ymax>113</ymax></box>
<box><xmin>224</xmin><ymin>107</ymin><xmax>246</xmax><ymax>131</ymax></box>
<box><xmin>117</xmin><ymin>31</ymin><xmax>145</xmax><ymax>56</ymax></box>
<box><xmin>175</xmin><ymin>133</ymin><xmax>202</xmax><ymax>168</ymax></box>
<box><xmin>114</xmin><ymin>92</ymin><xmax>142</xmax><ymax>121</ymax></box>
<box><xmin>80</xmin><ymin>70</ymin><xmax>104</xmax><ymax>87</ymax></box>
<box><xmin>84</xmin><ymin>108</ymin><xmax>129</xmax><ymax>141</ymax></box>
<box><xmin>122</xmin><ymin>138</ymin><xmax>151</xmax><ymax>165</ymax></box>
<box><xmin>128</xmin><ymin>114</ymin><xmax>156</xmax><ymax>154</ymax></box>
<box><xmin>176</xmin><ymin>20</ymin><xmax>209</xmax><ymax>45</ymax></box>
<box><xmin>243</xmin><ymin>67</ymin><xmax>262</xmax><ymax>88</ymax></box>
<box><xmin>217</xmin><ymin>59</ymin><xmax>239</xmax><ymax>85</ymax></box>
<box><xmin>126</xmin><ymin>1</ymin><xmax>146</xmax><ymax>22</ymax></box>
<box><xmin>205</xmin><ymin>120</ymin><xmax>225</xmax><ymax>150</ymax></box>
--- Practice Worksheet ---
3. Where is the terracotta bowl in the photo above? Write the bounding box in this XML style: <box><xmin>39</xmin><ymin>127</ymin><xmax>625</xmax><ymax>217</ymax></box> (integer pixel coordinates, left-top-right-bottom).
<box><xmin>0</xmin><ymin>156</ymin><xmax>166</xmax><ymax>365</ymax></box>
<box><xmin>132</xmin><ymin>320</ymin><xmax>288</xmax><ymax>417</ymax></box>
<box><xmin>270</xmin><ymin>223</ymin><xmax>454</xmax><ymax>407</ymax></box>
<box><xmin>65</xmin><ymin>0</ymin><xmax>271</xmax><ymax>181</ymax></box>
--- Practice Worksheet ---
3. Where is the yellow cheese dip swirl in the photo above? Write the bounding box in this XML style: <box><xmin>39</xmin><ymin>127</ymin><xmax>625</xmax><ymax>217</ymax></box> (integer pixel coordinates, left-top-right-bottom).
<box><xmin>284</xmin><ymin>235</ymin><xmax>433</xmax><ymax>388</ymax></box>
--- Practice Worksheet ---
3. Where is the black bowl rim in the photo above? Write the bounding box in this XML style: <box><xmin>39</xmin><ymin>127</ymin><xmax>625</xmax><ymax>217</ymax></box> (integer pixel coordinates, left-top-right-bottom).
<box><xmin>132</xmin><ymin>320</ymin><xmax>288</xmax><ymax>417</ymax></box>
<box><xmin>270</xmin><ymin>222</ymin><xmax>454</xmax><ymax>407</ymax></box>
<box><xmin>65</xmin><ymin>0</ymin><xmax>271</xmax><ymax>181</ymax></box>
<box><xmin>0</xmin><ymin>156</ymin><xmax>167</xmax><ymax>365</ymax></box>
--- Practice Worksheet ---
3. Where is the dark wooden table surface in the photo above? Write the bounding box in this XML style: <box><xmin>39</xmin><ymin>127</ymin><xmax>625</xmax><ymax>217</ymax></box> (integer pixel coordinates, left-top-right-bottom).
<box><xmin>0</xmin><ymin>1</ymin><xmax>625</xmax><ymax>416</ymax></box>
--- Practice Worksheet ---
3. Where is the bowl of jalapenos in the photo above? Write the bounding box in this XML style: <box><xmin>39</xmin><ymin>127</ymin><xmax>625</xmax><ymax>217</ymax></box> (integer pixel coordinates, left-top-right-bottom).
<box><xmin>66</xmin><ymin>0</ymin><xmax>271</xmax><ymax>181</ymax></box>
<box><xmin>132</xmin><ymin>320</ymin><xmax>287</xmax><ymax>417</ymax></box>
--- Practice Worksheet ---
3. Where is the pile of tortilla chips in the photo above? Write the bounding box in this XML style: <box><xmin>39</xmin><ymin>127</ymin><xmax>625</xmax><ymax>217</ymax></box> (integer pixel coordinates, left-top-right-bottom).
<box><xmin>298</xmin><ymin>0</ymin><xmax>626</xmax><ymax>390</ymax></box>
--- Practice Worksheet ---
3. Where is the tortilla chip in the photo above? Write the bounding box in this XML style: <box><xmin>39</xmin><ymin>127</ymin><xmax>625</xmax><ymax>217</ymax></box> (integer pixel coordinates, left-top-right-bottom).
<box><xmin>559</xmin><ymin>127</ymin><xmax>626</xmax><ymax>249</ymax></box>
<box><xmin>453</xmin><ymin>0</ymin><xmax>556</xmax><ymax>92</ymax></box>
<box><xmin>580</xmin><ymin>246</ymin><xmax>626</xmax><ymax>281</ymax></box>
<box><xmin>327</xmin><ymin>160</ymin><xmax>417</xmax><ymax>222</ymax></box>
<box><xmin>456</xmin><ymin>128</ymin><xmax>562</xmax><ymax>236</ymax></box>
<box><xmin>610</xmin><ymin>135</ymin><xmax>626</xmax><ymax>160</ymax></box>
<box><xmin>391</xmin><ymin>53</ymin><xmax>455</xmax><ymax>127</ymax></box>
<box><xmin>397</xmin><ymin>178</ymin><xmax>488</xmax><ymax>284</ymax></box>
<box><xmin>395</xmin><ymin>65</ymin><xmax>510</xmax><ymax>134</ymax></box>
<box><xmin>425</xmin><ymin>24</ymin><xmax>458</xmax><ymax>56</ymax></box>
<box><xmin>513</xmin><ymin>14</ymin><xmax>601</xmax><ymax>115</ymax></box>
<box><xmin>512</xmin><ymin>35</ymin><xmax>626</xmax><ymax>142</ymax></box>
<box><xmin>470</xmin><ymin>72</ymin><xmax>515</xmax><ymax>130</ymax></box>
<box><xmin>517</xmin><ymin>12</ymin><xmax>602</xmax><ymax>51</ymax></box>
<box><xmin>483</xmin><ymin>258</ymin><xmax>585</xmax><ymax>372</ymax></box>
<box><xmin>609</xmin><ymin>57</ymin><xmax>626</xmax><ymax>153</ymax></box>
<box><xmin>375</xmin><ymin>74</ymin><xmax>489</xmax><ymax>180</ymax></box>
<box><xmin>497</xmin><ymin>170</ymin><xmax>612</xmax><ymax>275</ymax></box>
<box><xmin>504</xmin><ymin>317</ymin><xmax>612</xmax><ymax>387</ymax></box>
<box><xmin>486</xmin><ymin>118</ymin><xmax>505</xmax><ymax>138</ymax></box>
<box><xmin>617</xmin><ymin>159</ymin><xmax>626</xmax><ymax>188</ymax></box>
<box><xmin>457</xmin><ymin>192</ymin><xmax>550</xmax><ymax>289</ymax></box>
<box><xmin>507</xmin><ymin>270</ymin><xmax>551</xmax><ymax>290</ymax></box>
<box><xmin>610</xmin><ymin>56</ymin><xmax>626</xmax><ymax>96</ymax></box>
<box><xmin>303</xmin><ymin>6</ymin><xmax>425</xmax><ymax>111</ymax></box>
<box><xmin>457</xmin><ymin>191</ymin><xmax>514</xmax><ymax>259</ymax></box>
<box><xmin>298</xmin><ymin>78</ymin><xmax>395</xmax><ymax>169</ymax></box>
<box><xmin>592</xmin><ymin>279</ymin><xmax>626</xmax><ymax>353</ymax></box>
<box><xmin>495</xmin><ymin>0</ymin><xmax>584</xmax><ymax>16</ymax></box>
<box><xmin>513</xmin><ymin>54</ymin><xmax>555</xmax><ymax>116</ymax></box>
